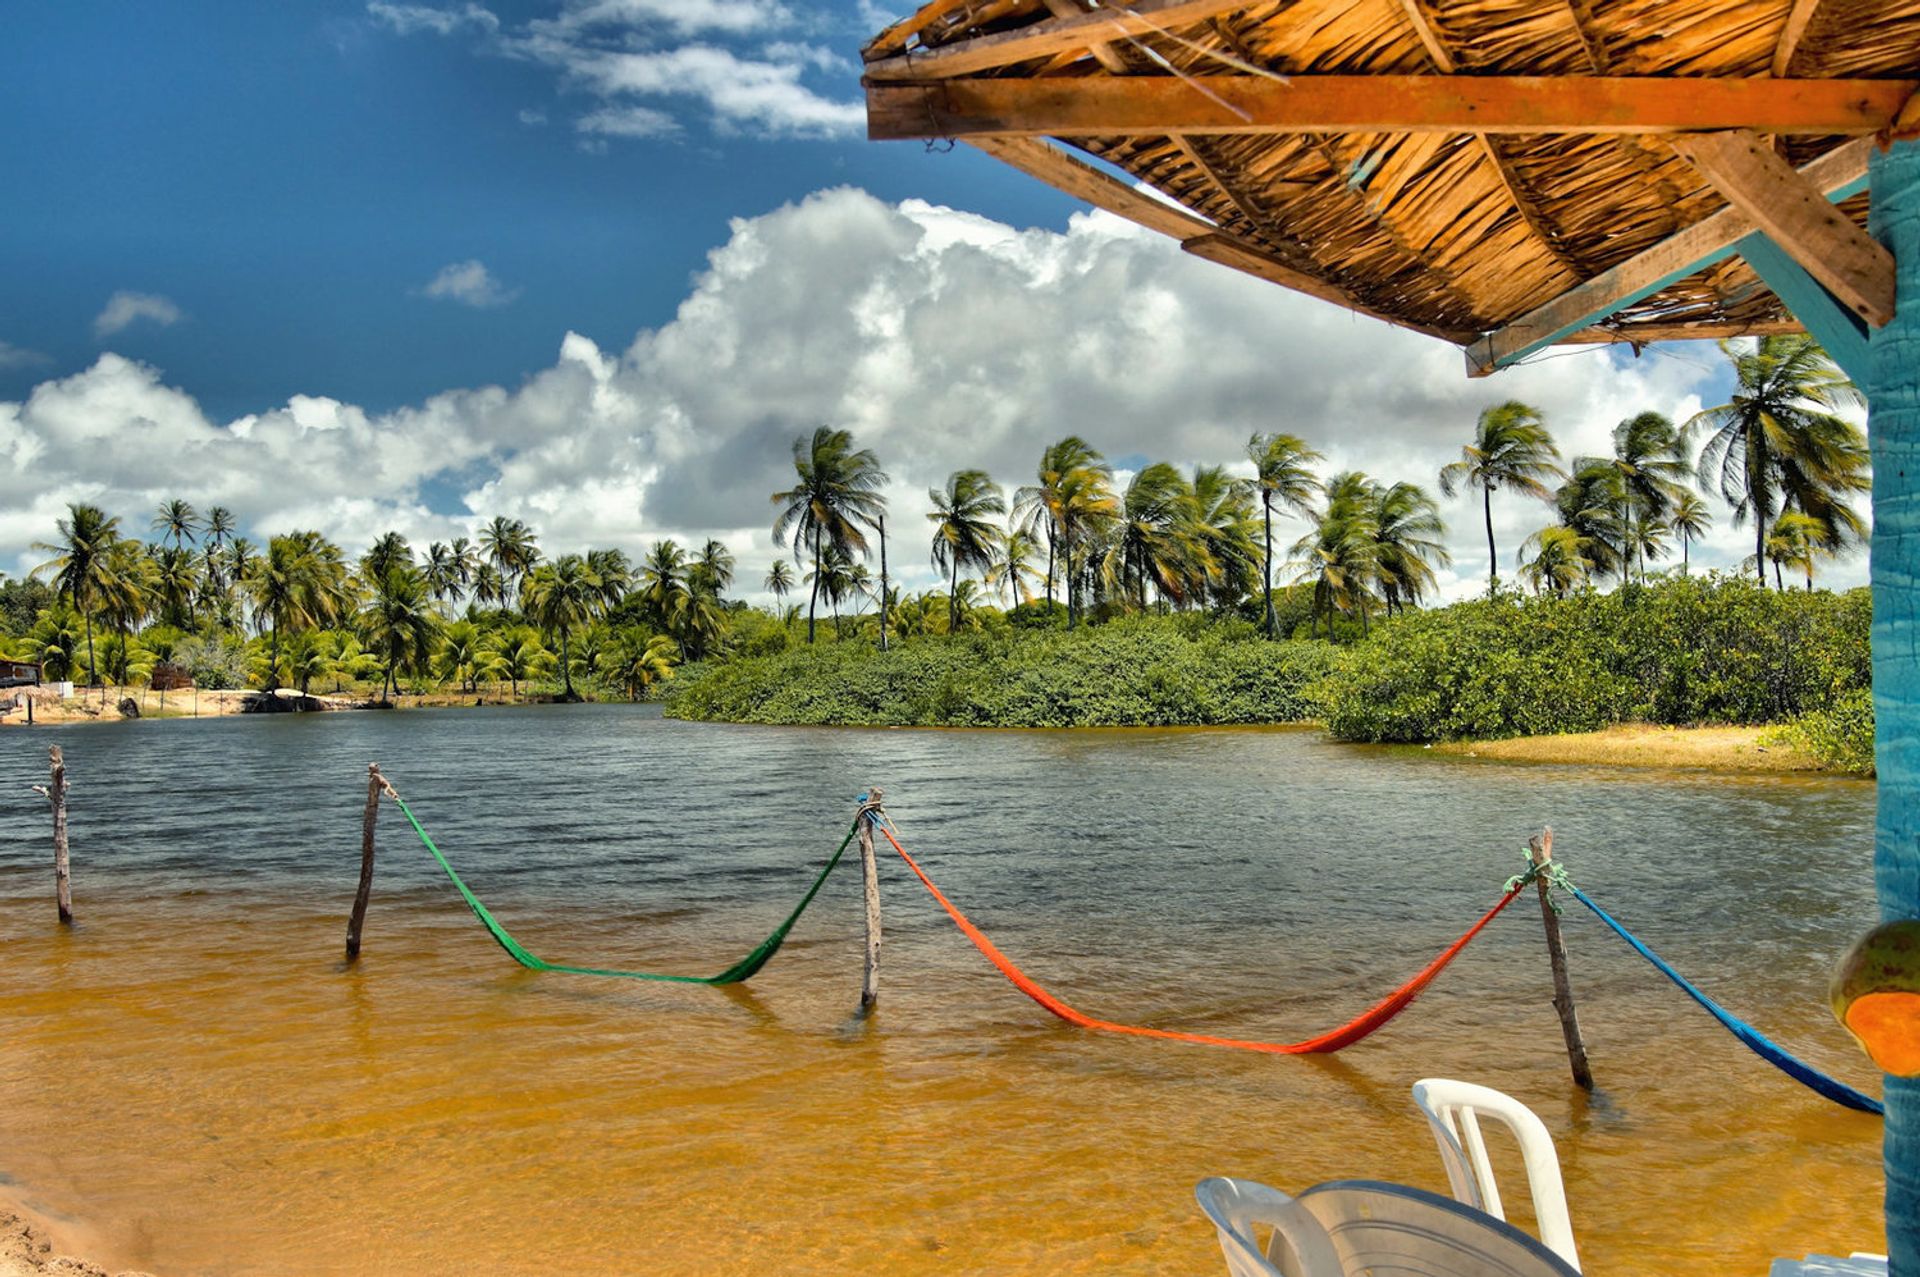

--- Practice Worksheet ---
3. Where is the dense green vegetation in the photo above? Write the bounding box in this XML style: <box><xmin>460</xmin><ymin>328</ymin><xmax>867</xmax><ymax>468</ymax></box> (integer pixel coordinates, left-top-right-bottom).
<box><xmin>667</xmin><ymin>576</ymin><xmax>1870</xmax><ymax>741</ymax></box>
<box><xmin>666</xmin><ymin>616</ymin><xmax>1336</xmax><ymax>727</ymax></box>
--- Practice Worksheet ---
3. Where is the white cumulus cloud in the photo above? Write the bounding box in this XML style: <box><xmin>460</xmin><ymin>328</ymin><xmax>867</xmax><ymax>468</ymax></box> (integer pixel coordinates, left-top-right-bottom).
<box><xmin>1</xmin><ymin>187</ymin><xmax>1849</xmax><ymax>599</ymax></box>
<box><xmin>93</xmin><ymin>291</ymin><xmax>183</xmax><ymax>339</ymax></box>
<box><xmin>367</xmin><ymin>2</ymin><xmax>499</xmax><ymax>36</ymax></box>
<box><xmin>420</xmin><ymin>260</ymin><xmax>519</xmax><ymax>308</ymax></box>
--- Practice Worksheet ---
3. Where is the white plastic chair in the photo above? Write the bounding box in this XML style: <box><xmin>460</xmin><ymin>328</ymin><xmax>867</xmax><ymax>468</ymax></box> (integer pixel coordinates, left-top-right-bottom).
<box><xmin>1410</xmin><ymin>1078</ymin><xmax>1581</xmax><ymax>1271</ymax></box>
<box><xmin>1195</xmin><ymin>1177</ymin><xmax>1345</xmax><ymax>1277</ymax></box>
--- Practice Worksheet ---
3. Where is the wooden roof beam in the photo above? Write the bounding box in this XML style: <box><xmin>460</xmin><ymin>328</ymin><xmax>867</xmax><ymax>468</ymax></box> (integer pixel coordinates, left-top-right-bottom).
<box><xmin>1040</xmin><ymin>0</ymin><xmax>1130</xmax><ymax>74</ymax></box>
<box><xmin>863</xmin><ymin>0</ymin><xmax>1256</xmax><ymax>80</ymax></box>
<box><xmin>965</xmin><ymin>136</ymin><xmax>1218</xmax><ymax>242</ymax></box>
<box><xmin>866</xmin><ymin>76</ymin><xmax>1916</xmax><ymax>139</ymax></box>
<box><xmin>1669</xmin><ymin>129</ymin><xmax>1893</xmax><ymax>326</ymax></box>
<box><xmin>1771</xmin><ymin>0</ymin><xmax>1822</xmax><ymax>76</ymax></box>
<box><xmin>1466</xmin><ymin>138</ymin><xmax>1870</xmax><ymax>375</ymax></box>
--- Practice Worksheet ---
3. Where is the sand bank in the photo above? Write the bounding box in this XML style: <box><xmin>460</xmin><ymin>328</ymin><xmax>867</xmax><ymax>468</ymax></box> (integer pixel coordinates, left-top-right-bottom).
<box><xmin>1430</xmin><ymin>723</ymin><xmax>1828</xmax><ymax>772</ymax></box>
<box><xmin>0</xmin><ymin>1209</ymin><xmax>152</xmax><ymax>1277</ymax></box>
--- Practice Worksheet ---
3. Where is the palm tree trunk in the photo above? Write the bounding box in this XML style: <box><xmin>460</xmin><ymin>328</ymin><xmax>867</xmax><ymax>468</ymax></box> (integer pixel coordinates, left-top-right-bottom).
<box><xmin>268</xmin><ymin>623</ymin><xmax>281</xmax><ymax>692</ymax></box>
<box><xmin>1044</xmin><ymin>524</ymin><xmax>1056</xmax><ymax>612</ymax></box>
<box><xmin>83</xmin><ymin>611</ymin><xmax>98</xmax><ymax>687</ymax></box>
<box><xmin>949</xmin><ymin>557</ymin><xmax>960</xmax><ymax>634</ymax></box>
<box><xmin>1262</xmin><ymin>495</ymin><xmax>1276</xmax><ymax>639</ymax></box>
<box><xmin>1756</xmin><ymin>512</ymin><xmax>1768</xmax><ymax>586</ymax></box>
<box><xmin>561</xmin><ymin>629</ymin><xmax>573</xmax><ymax>698</ymax></box>
<box><xmin>878</xmin><ymin>516</ymin><xmax>890</xmax><ymax>653</ymax></box>
<box><xmin>806</xmin><ymin>530</ymin><xmax>821</xmax><ymax>644</ymax></box>
<box><xmin>1483</xmin><ymin>486</ymin><xmax>1498</xmax><ymax>590</ymax></box>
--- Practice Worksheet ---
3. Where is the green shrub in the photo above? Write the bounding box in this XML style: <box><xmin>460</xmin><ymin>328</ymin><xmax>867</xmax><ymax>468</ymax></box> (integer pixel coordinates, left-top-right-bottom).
<box><xmin>1316</xmin><ymin>575</ymin><xmax>1870</xmax><ymax>742</ymax></box>
<box><xmin>665</xmin><ymin>617</ymin><xmax>1338</xmax><ymax>727</ymax></box>
<box><xmin>1770</xmin><ymin>688</ymin><xmax>1876</xmax><ymax>776</ymax></box>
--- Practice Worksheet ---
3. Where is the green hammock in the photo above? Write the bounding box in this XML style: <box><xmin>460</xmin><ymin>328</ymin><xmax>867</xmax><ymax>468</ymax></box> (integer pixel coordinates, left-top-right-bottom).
<box><xmin>388</xmin><ymin>791</ymin><xmax>859</xmax><ymax>984</ymax></box>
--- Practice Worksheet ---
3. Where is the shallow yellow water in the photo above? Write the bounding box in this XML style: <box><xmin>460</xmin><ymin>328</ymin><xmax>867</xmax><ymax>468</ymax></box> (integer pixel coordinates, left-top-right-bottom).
<box><xmin>0</xmin><ymin>710</ymin><xmax>1886</xmax><ymax>1275</ymax></box>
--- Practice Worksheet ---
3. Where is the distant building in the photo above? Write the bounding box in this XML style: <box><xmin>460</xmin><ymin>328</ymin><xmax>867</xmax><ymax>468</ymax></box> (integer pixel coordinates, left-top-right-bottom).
<box><xmin>0</xmin><ymin>660</ymin><xmax>39</xmax><ymax>689</ymax></box>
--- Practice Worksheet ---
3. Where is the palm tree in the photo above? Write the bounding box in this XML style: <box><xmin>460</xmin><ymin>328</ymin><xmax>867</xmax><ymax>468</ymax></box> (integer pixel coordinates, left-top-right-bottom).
<box><xmin>690</xmin><ymin>539</ymin><xmax>735</xmax><ymax>596</ymax></box>
<box><xmin>1763</xmin><ymin>511</ymin><xmax>1827</xmax><ymax>590</ymax></box>
<box><xmin>770</xmin><ymin>427</ymin><xmax>888</xmax><ymax>644</ymax></box>
<box><xmin>639</xmin><ymin>540</ymin><xmax>689</xmax><ymax>630</ymax></box>
<box><xmin>1369</xmin><ymin>480</ymin><xmax>1450</xmax><ymax>615</ymax></box>
<box><xmin>1670</xmin><ymin>491</ymin><xmax>1713</xmax><ymax>572</ymax></box>
<box><xmin>359</xmin><ymin>566</ymin><xmax>440</xmax><ymax>701</ymax></box>
<box><xmin>1600</xmin><ymin>411</ymin><xmax>1691</xmax><ymax>581</ymax></box>
<box><xmin>600</xmin><ymin>628</ymin><xmax>679</xmax><ymax>700</ymax></box>
<box><xmin>1190</xmin><ymin>464</ymin><xmax>1261</xmax><ymax>610</ymax></box>
<box><xmin>1291</xmin><ymin>472</ymin><xmax>1379</xmax><ymax>637</ymax></box>
<box><xmin>764</xmin><ymin>560</ymin><xmax>794</xmax><ymax>605</ymax></box>
<box><xmin>1101</xmin><ymin>463</ymin><xmax>1204</xmax><ymax>612</ymax></box>
<box><xmin>587</xmin><ymin>548</ymin><xmax>633</xmax><ymax>609</ymax></box>
<box><xmin>205</xmin><ymin>506</ymin><xmax>236</xmax><ymax>553</ymax></box>
<box><xmin>480</xmin><ymin>517</ymin><xmax>540</xmax><ymax>592</ymax></box>
<box><xmin>1247</xmin><ymin>432</ymin><xmax>1324</xmax><ymax>636</ymax></box>
<box><xmin>1014</xmin><ymin>437</ymin><xmax>1114</xmax><ymax>623</ymax></box>
<box><xmin>244</xmin><ymin>532</ymin><xmax>347</xmax><ymax>690</ymax></box>
<box><xmin>1686</xmin><ymin>335</ymin><xmax>1866</xmax><ymax>585</ymax></box>
<box><xmin>808</xmin><ymin>544</ymin><xmax>858</xmax><ymax>637</ymax></box>
<box><xmin>152</xmin><ymin>499</ymin><xmax>200</xmax><ymax>552</ymax></box>
<box><xmin>471</xmin><ymin>562</ymin><xmax>509</xmax><ymax>610</ymax></box>
<box><xmin>437</xmin><ymin>619</ymin><xmax>487</xmax><ymax>693</ymax></box>
<box><xmin>522</xmin><ymin>555</ymin><xmax>604</xmax><ymax>700</ymax></box>
<box><xmin>1439</xmin><ymin>401</ymin><xmax>1566</xmax><ymax>589</ymax></box>
<box><xmin>151</xmin><ymin>544</ymin><xmax>200</xmax><ymax>629</ymax></box>
<box><xmin>485</xmin><ymin>627</ymin><xmax>552</xmax><ymax>698</ymax></box>
<box><xmin>423</xmin><ymin>542</ymin><xmax>462</xmax><ymax>610</ymax></box>
<box><xmin>1518</xmin><ymin>525</ymin><xmax>1594</xmax><ymax>598</ymax></box>
<box><xmin>1553</xmin><ymin>461</ymin><xmax>1628</xmax><ymax>582</ymax></box>
<box><xmin>99</xmin><ymin>539</ymin><xmax>157</xmax><ymax>684</ymax></box>
<box><xmin>865</xmin><ymin>512</ymin><xmax>892</xmax><ymax>652</ymax></box>
<box><xmin>928</xmin><ymin>469</ymin><xmax>1006</xmax><ymax>633</ymax></box>
<box><xmin>361</xmin><ymin>531</ymin><xmax>413</xmax><ymax>583</ymax></box>
<box><xmin>988</xmin><ymin>526</ymin><xmax>1042</xmax><ymax>606</ymax></box>
<box><xmin>32</xmin><ymin>503</ymin><xmax>123</xmax><ymax>686</ymax></box>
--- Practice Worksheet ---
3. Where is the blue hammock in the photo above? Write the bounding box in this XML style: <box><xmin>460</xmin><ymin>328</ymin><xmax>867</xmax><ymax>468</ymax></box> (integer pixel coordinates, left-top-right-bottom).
<box><xmin>1570</xmin><ymin>886</ymin><xmax>1882</xmax><ymax>1115</ymax></box>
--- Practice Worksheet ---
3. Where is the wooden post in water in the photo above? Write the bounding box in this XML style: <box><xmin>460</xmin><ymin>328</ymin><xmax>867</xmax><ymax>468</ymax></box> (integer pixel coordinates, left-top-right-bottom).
<box><xmin>345</xmin><ymin>763</ymin><xmax>384</xmax><ymax>960</ymax></box>
<box><xmin>857</xmin><ymin>788</ymin><xmax>884</xmax><ymax>1011</ymax></box>
<box><xmin>32</xmin><ymin>746</ymin><xmax>73</xmax><ymax>924</ymax></box>
<box><xmin>1530</xmin><ymin>828</ymin><xmax>1592</xmax><ymax>1090</ymax></box>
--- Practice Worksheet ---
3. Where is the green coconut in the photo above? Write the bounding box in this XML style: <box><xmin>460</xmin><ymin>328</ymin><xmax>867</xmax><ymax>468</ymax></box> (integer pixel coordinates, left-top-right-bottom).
<box><xmin>1831</xmin><ymin>919</ymin><xmax>1920</xmax><ymax>1075</ymax></box>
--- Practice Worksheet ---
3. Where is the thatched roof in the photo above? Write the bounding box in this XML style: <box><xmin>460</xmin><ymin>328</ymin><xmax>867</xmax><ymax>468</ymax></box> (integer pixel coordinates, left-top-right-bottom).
<box><xmin>860</xmin><ymin>0</ymin><xmax>1918</xmax><ymax>373</ymax></box>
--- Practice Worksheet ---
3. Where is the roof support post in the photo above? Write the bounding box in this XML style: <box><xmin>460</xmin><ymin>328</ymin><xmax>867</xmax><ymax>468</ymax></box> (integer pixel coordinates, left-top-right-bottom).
<box><xmin>1868</xmin><ymin>136</ymin><xmax>1920</xmax><ymax>1277</ymax></box>
<box><xmin>1735</xmin><ymin>231</ymin><xmax>1871</xmax><ymax>382</ymax></box>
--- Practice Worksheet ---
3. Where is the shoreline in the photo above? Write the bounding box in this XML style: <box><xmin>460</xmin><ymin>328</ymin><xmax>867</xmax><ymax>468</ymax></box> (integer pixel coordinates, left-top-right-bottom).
<box><xmin>0</xmin><ymin>1196</ymin><xmax>153</xmax><ymax>1277</ymax></box>
<box><xmin>4</xmin><ymin>692</ymin><xmax>1851</xmax><ymax>775</ymax></box>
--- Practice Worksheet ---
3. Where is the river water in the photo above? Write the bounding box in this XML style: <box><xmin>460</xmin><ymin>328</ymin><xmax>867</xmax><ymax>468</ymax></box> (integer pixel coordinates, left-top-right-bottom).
<box><xmin>0</xmin><ymin>707</ymin><xmax>1884</xmax><ymax>1275</ymax></box>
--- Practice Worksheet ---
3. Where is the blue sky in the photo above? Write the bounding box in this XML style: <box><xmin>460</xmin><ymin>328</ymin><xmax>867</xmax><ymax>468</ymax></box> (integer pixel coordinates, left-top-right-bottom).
<box><xmin>0</xmin><ymin>1</ymin><xmax>1076</xmax><ymax>418</ymax></box>
<box><xmin>3</xmin><ymin>1</ymin><xmax>1798</xmax><ymax>596</ymax></box>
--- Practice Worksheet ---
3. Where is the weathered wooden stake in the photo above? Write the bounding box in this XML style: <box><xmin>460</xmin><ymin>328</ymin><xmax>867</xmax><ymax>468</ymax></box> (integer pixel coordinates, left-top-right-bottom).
<box><xmin>345</xmin><ymin>763</ymin><xmax>383</xmax><ymax>960</ymax></box>
<box><xmin>1531</xmin><ymin>828</ymin><xmax>1593</xmax><ymax>1090</ymax></box>
<box><xmin>857</xmin><ymin>788</ymin><xmax>884</xmax><ymax>1010</ymax></box>
<box><xmin>38</xmin><ymin>746</ymin><xmax>73</xmax><ymax>924</ymax></box>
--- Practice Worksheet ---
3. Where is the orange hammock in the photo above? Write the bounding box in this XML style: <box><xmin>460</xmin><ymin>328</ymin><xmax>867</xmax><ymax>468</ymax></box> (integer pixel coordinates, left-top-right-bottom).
<box><xmin>877</xmin><ymin>819</ymin><xmax>1524</xmax><ymax>1055</ymax></box>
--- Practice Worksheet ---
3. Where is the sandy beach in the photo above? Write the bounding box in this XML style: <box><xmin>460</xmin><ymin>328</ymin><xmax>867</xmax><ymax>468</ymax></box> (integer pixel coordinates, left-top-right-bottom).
<box><xmin>0</xmin><ymin>1208</ymin><xmax>151</xmax><ymax>1277</ymax></box>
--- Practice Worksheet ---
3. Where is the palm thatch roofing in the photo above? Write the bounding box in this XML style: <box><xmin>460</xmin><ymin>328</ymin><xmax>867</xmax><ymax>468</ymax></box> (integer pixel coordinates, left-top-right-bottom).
<box><xmin>859</xmin><ymin>0</ymin><xmax>1920</xmax><ymax>373</ymax></box>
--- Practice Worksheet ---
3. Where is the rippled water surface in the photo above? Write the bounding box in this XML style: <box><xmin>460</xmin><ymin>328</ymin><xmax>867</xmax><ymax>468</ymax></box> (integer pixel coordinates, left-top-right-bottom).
<box><xmin>0</xmin><ymin>707</ymin><xmax>1885</xmax><ymax>1275</ymax></box>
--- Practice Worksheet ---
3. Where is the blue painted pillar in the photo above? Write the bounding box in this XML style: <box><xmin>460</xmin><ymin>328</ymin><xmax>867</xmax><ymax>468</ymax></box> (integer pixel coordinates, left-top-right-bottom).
<box><xmin>1872</xmin><ymin>138</ymin><xmax>1920</xmax><ymax>1274</ymax></box>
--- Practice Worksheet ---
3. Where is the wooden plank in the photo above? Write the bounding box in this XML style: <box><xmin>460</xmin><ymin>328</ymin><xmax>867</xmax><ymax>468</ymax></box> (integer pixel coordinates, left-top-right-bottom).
<box><xmin>1670</xmin><ymin>129</ymin><xmax>1893</xmax><ymax>325</ymax></box>
<box><xmin>965</xmin><ymin>137</ymin><xmax>1217</xmax><ymax>241</ymax></box>
<box><xmin>867</xmin><ymin>75</ymin><xmax>1916</xmax><ymax>139</ymax></box>
<box><xmin>1771</xmin><ymin>0</ymin><xmax>1823</xmax><ymax>76</ymax></box>
<box><xmin>1393</xmin><ymin>0</ymin><xmax>1458</xmax><ymax>72</ymax></box>
<box><xmin>863</xmin><ymin>0</ymin><xmax>1255</xmax><ymax>79</ymax></box>
<box><xmin>1561</xmin><ymin>319</ymin><xmax>1805</xmax><ymax>342</ymax></box>
<box><xmin>1041</xmin><ymin>0</ymin><xmax>1129</xmax><ymax>73</ymax></box>
<box><xmin>1182</xmin><ymin>234</ymin><xmax>1477</xmax><ymax>342</ymax></box>
<box><xmin>1466</xmin><ymin>138</ymin><xmax>1869</xmax><ymax>374</ymax></box>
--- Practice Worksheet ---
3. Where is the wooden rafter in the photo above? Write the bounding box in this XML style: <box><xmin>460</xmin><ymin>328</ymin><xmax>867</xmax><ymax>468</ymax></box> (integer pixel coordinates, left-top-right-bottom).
<box><xmin>1475</xmin><ymin>136</ymin><xmax>1591</xmax><ymax>279</ymax></box>
<box><xmin>1771</xmin><ymin>0</ymin><xmax>1823</xmax><ymax>75</ymax></box>
<box><xmin>1669</xmin><ymin>129</ymin><xmax>1893</xmax><ymax>325</ymax></box>
<box><xmin>1562</xmin><ymin>0</ymin><xmax>1611</xmax><ymax>73</ymax></box>
<box><xmin>865</xmin><ymin>76</ymin><xmax>1916</xmax><ymax>139</ymax></box>
<box><xmin>1467</xmin><ymin>137</ymin><xmax>1870</xmax><ymax>374</ymax></box>
<box><xmin>1393</xmin><ymin>0</ymin><xmax>1458</xmax><ymax>71</ymax></box>
<box><xmin>963</xmin><ymin>136</ymin><xmax>1474</xmax><ymax>340</ymax></box>
<box><xmin>1172</xmin><ymin>137</ymin><xmax>1399</xmax><ymax>318</ymax></box>
<box><xmin>1564</xmin><ymin>319</ymin><xmax>1804</xmax><ymax>343</ymax></box>
<box><xmin>1040</xmin><ymin>0</ymin><xmax>1129</xmax><ymax>73</ymax></box>
<box><xmin>862</xmin><ymin>0</ymin><xmax>1254</xmax><ymax>79</ymax></box>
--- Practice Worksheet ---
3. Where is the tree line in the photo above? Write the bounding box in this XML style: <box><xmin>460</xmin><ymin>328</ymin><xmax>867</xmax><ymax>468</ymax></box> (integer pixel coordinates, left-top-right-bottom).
<box><xmin>0</xmin><ymin>335</ymin><xmax>1869</xmax><ymax>698</ymax></box>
